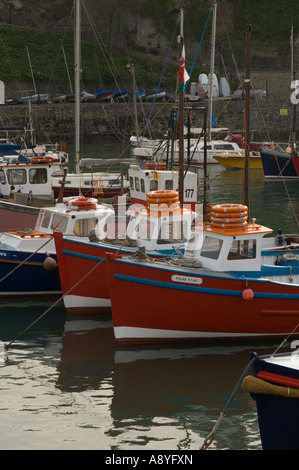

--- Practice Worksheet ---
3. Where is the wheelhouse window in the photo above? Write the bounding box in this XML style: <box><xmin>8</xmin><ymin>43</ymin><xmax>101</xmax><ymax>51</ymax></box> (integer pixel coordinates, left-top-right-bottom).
<box><xmin>157</xmin><ymin>221</ymin><xmax>188</xmax><ymax>244</ymax></box>
<box><xmin>165</xmin><ymin>179</ymin><xmax>173</xmax><ymax>189</ymax></box>
<box><xmin>130</xmin><ymin>176</ymin><xmax>134</xmax><ymax>190</ymax></box>
<box><xmin>214</xmin><ymin>144</ymin><xmax>235</xmax><ymax>150</ymax></box>
<box><xmin>149</xmin><ymin>180</ymin><xmax>158</xmax><ymax>191</ymax></box>
<box><xmin>29</xmin><ymin>168</ymin><xmax>47</xmax><ymax>184</ymax></box>
<box><xmin>200</xmin><ymin>235</ymin><xmax>223</xmax><ymax>259</ymax></box>
<box><xmin>7</xmin><ymin>168</ymin><xmax>26</xmax><ymax>185</ymax></box>
<box><xmin>227</xmin><ymin>239</ymin><xmax>256</xmax><ymax>260</ymax></box>
<box><xmin>73</xmin><ymin>217</ymin><xmax>98</xmax><ymax>237</ymax></box>
<box><xmin>51</xmin><ymin>214</ymin><xmax>68</xmax><ymax>233</ymax></box>
<box><xmin>0</xmin><ymin>169</ymin><xmax>6</xmax><ymax>184</ymax></box>
<box><xmin>135</xmin><ymin>177</ymin><xmax>140</xmax><ymax>191</ymax></box>
<box><xmin>140</xmin><ymin>178</ymin><xmax>145</xmax><ymax>193</ymax></box>
<box><xmin>39</xmin><ymin>210</ymin><xmax>52</xmax><ymax>229</ymax></box>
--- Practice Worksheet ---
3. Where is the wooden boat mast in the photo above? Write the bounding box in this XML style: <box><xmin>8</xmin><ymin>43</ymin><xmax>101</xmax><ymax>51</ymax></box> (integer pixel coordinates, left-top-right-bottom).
<box><xmin>75</xmin><ymin>0</ymin><xmax>81</xmax><ymax>174</ymax></box>
<box><xmin>178</xmin><ymin>8</ymin><xmax>184</xmax><ymax>206</ymax></box>
<box><xmin>207</xmin><ymin>1</ymin><xmax>217</xmax><ymax>142</ymax></box>
<box><xmin>244</xmin><ymin>24</ymin><xmax>251</xmax><ymax>215</ymax></box>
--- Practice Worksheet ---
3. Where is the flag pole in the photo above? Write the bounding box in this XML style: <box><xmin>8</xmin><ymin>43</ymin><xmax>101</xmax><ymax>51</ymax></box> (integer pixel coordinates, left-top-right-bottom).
<box><xmin>178</xmin><ymin>8</ymin><xmax>184</xmax><ymax>206</ymax></box>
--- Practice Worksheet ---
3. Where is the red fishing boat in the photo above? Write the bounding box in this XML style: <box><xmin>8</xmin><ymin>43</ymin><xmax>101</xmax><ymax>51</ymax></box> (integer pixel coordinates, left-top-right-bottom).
<box><xmin>106</xmin><ymin>206</ymin><xmax>299</xmax><ymax>344</ymax></box>
<box><xmin>54</xmin><ymin>190</ymin><xmax>197</xmax><ymax>315</ymax></box>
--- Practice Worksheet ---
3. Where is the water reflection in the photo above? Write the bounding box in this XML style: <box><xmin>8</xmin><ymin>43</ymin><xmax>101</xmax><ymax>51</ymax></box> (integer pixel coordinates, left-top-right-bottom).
<box><xmin>1</xmin><ymin>158</ymin><xmax>299</xmax><ymax>449</ymax></box>
<box><xmin>54</xmin><ymin>314</ymin><xmax>283</xmax><ymax>450</ymax></box>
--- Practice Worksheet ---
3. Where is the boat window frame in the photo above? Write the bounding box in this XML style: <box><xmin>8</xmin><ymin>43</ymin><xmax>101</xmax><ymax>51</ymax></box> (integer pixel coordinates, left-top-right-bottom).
<box><xmin>40</xmin><ymin>210</ymin><xmax>52</xmax><ymax>229</ymax></box>
<box><xmin>165</xmin><ymin>179</ymin><xmax>173</xmax><ymax>190</ymax></box>
<box><xmin>227</xmin><ymin>238</ymin><xmax>257</xmax><ymax>261</ymax></box>
<box><xmin>135</xmin><ymin>176</ymin><xmax>140</xmax><ymax>192</ymax></box>
<box><xmin>73</xmin><ymin>217</ymin><xmax>98</xmax><ymax>237</ymax></box>
<box><xmin>157</xmin><ymin>220</ymin><xmax>189</xmax><ymax>244</ymax></box>
<box><xmin>0</xmin><ymin>169</ymin><xmax>6</xmax><ymax>184</ymax></box>
<box><xmin>200</xmin><ymin>235</ymin><xmax>223</xmax><ymax>260</ymax></box>
<box><xmin>6</xmin><ymin>168</ymin><xmax>27</xmax><ymax>185</ymax></box>
<box><xmin>51</xmin><ymin>213</ymin><xmax>68</xmax><ymax>233</ymax></box>
<box><xmin>29</xmin><ymin>167</ymin><xmax>48</xmax><ymax>184</ymax></box>
<box><xmin>149</xmin><ymin>180</ymin><xmax>158</xmax><ymax>191</ymax></box>
<box><xmin>130</xmin><ymin>176</ymin><xmax>134</xmax><ymax>190</ymax></box>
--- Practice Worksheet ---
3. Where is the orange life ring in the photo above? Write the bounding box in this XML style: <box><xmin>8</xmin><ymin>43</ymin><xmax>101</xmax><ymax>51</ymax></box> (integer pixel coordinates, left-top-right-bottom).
<box><xmin>147</xmin><ymin>195</ymin><xmax>179</xmax><ymax>205</ymax></box>
<box><xmin>145</xmin><ymin>162</ymin><xmax>166</xmax><ymax>170</ymax></box>
<box><xmin>147</xmin><ymin>190</ymin><xmax>178</xmax><ymax>198</ymax></box>
<box><xmin>211</xmin><ymin>209</ymin><xmax>248</xmax><ymax>219</ymax></box>
<box><xmin>147</xmin><ymin>190</ymin><xmax>179</xmax><ymax>206</ymax></box>
<box><xmin>212</xmin><ymin>203</ymin><xmax>248</xmax><ymax>214</ymax></box>
<box><xmin>31</xmin><ymin>155</ymin><xmax>54</xmax><ymax>164</ymax></box>
<box><xmin>210</xmin><ymin>216</ymin><xmax>248</xmax><ymax>224</ymax></box>
<box><xmin>211</xmin><ymin>221</ymin><xmax>248</xmax><ymax>229</ymax></box>
<box><xmin>148</xmin><ymin>202</ymin><xmax>181</xmax><ymax>212</ymax></box>
<box><xmin>68</xmin><ymin>196</ymin><xmax>98</xmax><ymax>210</ymax></box>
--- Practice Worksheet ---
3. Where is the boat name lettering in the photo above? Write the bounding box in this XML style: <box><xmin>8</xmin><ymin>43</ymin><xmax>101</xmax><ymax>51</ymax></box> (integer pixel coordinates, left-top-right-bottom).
<box><xmin>0</xmin><ymin>251</ymin><xmax>8</xmax><ymax>257</ymax></box>
<box><xmin>171</xmin><ymin>275</ymin><xmax>202</xmax><ymax>285</ymax></box>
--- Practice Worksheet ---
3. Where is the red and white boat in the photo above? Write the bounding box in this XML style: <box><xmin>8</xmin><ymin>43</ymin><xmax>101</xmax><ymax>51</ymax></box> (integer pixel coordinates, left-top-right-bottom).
<box><xmin>54</xmin><ymin>190</ymin><xmax>197</xmax><ymax>315</ymax></box>
<box><xmin>0</xmin><ymin>151</ymin><xmax>129</xmax><ymax>232</ymax></box>
<box><xmin>128</xmin><ymin>148</ymin><xmax>198</xmax><ymax>211</ymax></box>
<box><xmin>105</xmin><ymin>202</ymin><xmax>299</xmax><ymax>344</ymax></box>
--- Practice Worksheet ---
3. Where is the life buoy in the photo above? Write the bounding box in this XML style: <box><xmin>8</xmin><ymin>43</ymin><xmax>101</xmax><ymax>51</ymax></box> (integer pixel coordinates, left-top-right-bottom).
<box><xmin>211</xmin><ymin>209</ymin><xmax>248</xmax><ymax>219</ymax></box>
<box><xmin>147</xmin><ymin>190</ymin><xmax>179</xmax><ymax>202</ymax></box>
<box><xmin>210</xmin><ymin>203</ymin><xmax>248</xmax><ymax>229</ymax></box>
<box><xmin>147</xmin><ymin>196</ymin><xmax>179</xmax><ymax>206</ymax></box>
<box><xmin>211</xmin><ymin>203</ymin><xmax>248</xmax><ymax>214</ymax></box>
<box><xmin>211</xmin><ymin>221</ymin><xmax>247</xmax><ymax>229</ymax></box>
<box><xmin>148</xmin><ymin>202</ymin><xmax>181</xmax><ymax>212</ymax></box>
<box><xmin>145</xmin><ymin>162</ymin><xmax>166</xmax><ymax>170</ymax></box>
<box><xmin>31</xmin><ymin>155</ymin><xmax>54</xmax><ymax>164</ymax></box>
<box><xmin>210</xmin><ymin>216</ymin><xmax>248</xmax><ymax>224</ymax></box>
<box><xmin>68</xmin><ymin>196</ymin><xmax>98</xmax><ymax>210</ymax></box>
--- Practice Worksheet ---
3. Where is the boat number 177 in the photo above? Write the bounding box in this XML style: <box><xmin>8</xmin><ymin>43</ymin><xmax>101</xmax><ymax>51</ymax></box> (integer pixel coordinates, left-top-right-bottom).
<box><xmin>185</xmin><ymin>188</ymin><xmax>194</xmax><ymax>198</ymax></box>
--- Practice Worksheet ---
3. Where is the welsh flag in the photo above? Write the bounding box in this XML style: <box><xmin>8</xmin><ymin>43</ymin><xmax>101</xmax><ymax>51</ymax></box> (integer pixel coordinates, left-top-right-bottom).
<box><xmin>178</xmin><ymin>45</ymin><xmax>190</xmax><ymax>92</ymax></box>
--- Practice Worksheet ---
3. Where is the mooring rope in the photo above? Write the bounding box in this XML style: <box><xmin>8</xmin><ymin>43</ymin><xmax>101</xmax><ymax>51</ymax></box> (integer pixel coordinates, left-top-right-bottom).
<box><xmin>200</xmin><ymin>356</ymin><xmax>256</xmax><ymax>450</ymax></box>
<box><xmin>0</xmin><ymin>236</ymin><xmax>54</xmax><ymax>284</ymax></box>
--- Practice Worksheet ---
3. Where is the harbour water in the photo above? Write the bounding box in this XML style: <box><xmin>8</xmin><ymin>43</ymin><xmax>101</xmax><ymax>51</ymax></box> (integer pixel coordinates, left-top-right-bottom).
<box><xmin>1</xmin><ymin>140</ymin><xmax>299</xmax><ymax>452</ymax></box>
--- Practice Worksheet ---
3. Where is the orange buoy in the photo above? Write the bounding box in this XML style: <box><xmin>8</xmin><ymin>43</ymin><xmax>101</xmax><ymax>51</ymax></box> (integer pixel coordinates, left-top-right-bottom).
<box><xmin>242</xmin><ymin>288</ymin><xmax>254</xmax><ymax>300</ymax></box>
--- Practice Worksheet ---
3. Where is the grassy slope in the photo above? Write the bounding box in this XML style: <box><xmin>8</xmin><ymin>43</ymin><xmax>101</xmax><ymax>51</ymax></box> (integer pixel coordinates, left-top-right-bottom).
<box><xmin>1</xmin><ymin>0</ymin><xmax>298</xmax><ymax>96</ymax></box>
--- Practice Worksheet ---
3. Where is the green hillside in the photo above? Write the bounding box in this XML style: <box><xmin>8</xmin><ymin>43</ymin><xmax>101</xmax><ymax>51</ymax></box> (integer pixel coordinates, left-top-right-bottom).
<box><xmin>1</xmin><ymin>0</ymin><xmax>298</xmax><ymax>96</ymax></box>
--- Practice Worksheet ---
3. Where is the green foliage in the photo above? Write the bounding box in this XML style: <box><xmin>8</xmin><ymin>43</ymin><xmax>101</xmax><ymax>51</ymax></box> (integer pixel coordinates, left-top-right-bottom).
<box><xmin>0</xmin><ymin>25</ymin><xmax>180</xmax><ymax>94</ymax></box>
<box><xmin>0</xmin><ymin>0</ymin><xmax>298</xmax><ymax>96</ymax></box>
<box><xmin>232</xmin><ymin>0</ymin><xmax>299</xmax><ymax>45</ymax></box>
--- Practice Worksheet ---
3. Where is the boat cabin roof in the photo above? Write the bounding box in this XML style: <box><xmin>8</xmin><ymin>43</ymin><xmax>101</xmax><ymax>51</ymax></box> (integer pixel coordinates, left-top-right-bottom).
<box><xmin>185</xmin><ymin>221</ymin><xmax>273</xmax><ymax>272</ymax></box>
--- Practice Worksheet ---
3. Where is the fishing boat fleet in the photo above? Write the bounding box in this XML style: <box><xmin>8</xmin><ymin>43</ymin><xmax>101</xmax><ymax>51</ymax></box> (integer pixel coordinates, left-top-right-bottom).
<box><xmin>2</xmin><ymin>1</ymin><xmax>299</xmax><ymax>451</ymax></box>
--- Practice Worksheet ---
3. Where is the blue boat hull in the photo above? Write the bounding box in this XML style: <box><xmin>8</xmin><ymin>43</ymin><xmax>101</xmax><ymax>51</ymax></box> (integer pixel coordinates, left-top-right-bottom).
<box><xmin>251</xmin><ymin>353</ymin><xmax>299</xmax><ymax>450</ymax></box>
<box><xmin>0</xmin><ymin>251</ymin><xmax>61</xmax><ymax>296</ymax></box>
<box><xmin>260</xmin><ymin>149</ymin><xmax>298</xmax><ymax>178</ymax></box>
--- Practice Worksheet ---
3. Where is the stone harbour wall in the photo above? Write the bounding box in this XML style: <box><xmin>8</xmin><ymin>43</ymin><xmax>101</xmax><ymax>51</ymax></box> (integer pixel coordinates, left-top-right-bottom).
<box><xmin>0</xmin><ymin>96</ymin><xmax>295</xmax><ymax>145</ymax></box>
